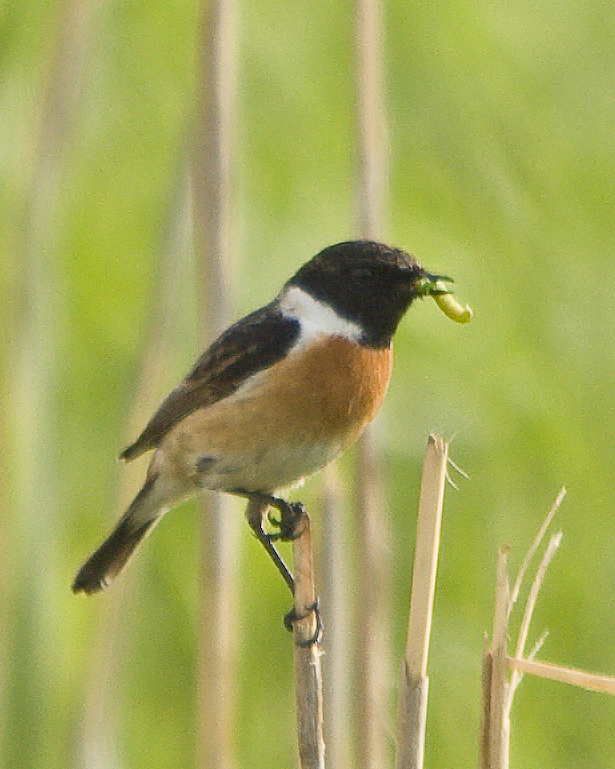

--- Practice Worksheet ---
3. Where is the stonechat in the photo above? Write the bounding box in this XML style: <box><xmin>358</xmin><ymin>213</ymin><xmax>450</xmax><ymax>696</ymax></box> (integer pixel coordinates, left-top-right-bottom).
<box><xmin>73</xmin><ymin>240</ymin><xmax>459</xmax><ymax>595</ymax></box>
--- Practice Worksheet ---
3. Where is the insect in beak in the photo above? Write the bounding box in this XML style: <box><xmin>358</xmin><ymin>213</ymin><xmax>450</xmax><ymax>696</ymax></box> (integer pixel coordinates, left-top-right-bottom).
<box><xmin>415</xmin><ymin>273</ymin><xmax>473</xmax><ymax>323</ymax></box>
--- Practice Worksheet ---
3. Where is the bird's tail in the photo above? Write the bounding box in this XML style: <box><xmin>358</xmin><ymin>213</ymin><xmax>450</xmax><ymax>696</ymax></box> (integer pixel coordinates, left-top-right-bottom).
<box><xmin>72</xmin><ymin>473</ymin><xmax>164</xmax><ymax>594</ymax></box>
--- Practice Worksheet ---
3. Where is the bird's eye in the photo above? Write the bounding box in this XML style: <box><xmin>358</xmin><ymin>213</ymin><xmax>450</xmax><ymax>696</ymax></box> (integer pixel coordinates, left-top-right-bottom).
<box><xmin>351</xmin><ymin>267</ymin><xmax>372</xmax><ymax>281</ymax></box>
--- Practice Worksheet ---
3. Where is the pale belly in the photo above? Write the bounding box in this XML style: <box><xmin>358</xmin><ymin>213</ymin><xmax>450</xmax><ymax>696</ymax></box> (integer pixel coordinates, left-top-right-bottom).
<box><xmin>197</xmin><ymin>437</ymin><xmax>344</xmax><ymax>493</ymax></box>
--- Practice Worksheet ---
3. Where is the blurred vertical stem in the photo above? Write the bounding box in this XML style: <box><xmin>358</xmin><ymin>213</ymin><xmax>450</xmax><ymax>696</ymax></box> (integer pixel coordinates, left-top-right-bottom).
<box><xmin>79</xmin><ymin>162</ymin><xmax>192</xmax><ymax>769</ymax></box>
<box><xmin>319</xmin><ymin>468</ymin><xmax>352</xmax><ymax>769</ymax></box>
<box><xmin>354</xmin><ymin>0</ymin><xmax>392</xmax><ymax>767</ymax></box>
<box><xmin>192</xmin><ymin>0</ymin><xmax>238</xmax><ymax>767</ymax></box>
<box><xmin>7</xmin><ymin>1</ymin><xmax>92</xmax><ymax>767</ymax></box>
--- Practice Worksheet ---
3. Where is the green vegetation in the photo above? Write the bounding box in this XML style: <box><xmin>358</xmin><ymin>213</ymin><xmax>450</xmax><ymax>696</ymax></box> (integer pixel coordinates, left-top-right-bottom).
<box><xmin>2</xmin><ymin>1</ymin><xmax>615</xmax><ymax>767</ymax></box>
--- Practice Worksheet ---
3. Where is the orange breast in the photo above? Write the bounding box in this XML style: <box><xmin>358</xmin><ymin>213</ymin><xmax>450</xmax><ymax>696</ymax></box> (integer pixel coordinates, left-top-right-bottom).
<box><xmin>268</xmin><ymin>336</ymin><xmax>394</xmax><ymax>445</ymax></box>
<box><xmin>157</xmin><ymin>337</ymin><xmax>393</xmax><ymax>491</ymax></box>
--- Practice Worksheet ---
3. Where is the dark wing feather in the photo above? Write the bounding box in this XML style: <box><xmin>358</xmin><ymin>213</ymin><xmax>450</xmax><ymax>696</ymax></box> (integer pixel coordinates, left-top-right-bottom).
<box><xmin>120</xmin><ymin>303</ymin><xmax>300</xmax><ymax>461</ymax></box>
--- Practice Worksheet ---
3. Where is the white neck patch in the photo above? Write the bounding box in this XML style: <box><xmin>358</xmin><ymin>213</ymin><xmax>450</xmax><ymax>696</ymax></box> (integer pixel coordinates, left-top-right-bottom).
<box><xmin>278</xmin><ymin>285</ymin><xmax>363</xmax><ymax>344</ymax></box>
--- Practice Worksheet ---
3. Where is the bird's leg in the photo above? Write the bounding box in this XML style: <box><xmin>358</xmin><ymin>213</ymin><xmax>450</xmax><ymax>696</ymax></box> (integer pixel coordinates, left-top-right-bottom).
<box><xmin>241</xmin><ymin>491</ymin><xmax>306</xmax><ymax>541</ymax></box>
<box><xmin>243</xmin><ymin>494</ymin><xmax>295</xmax><ymax>594</ymax></box>
<box><xmin>240</xmin><ymin>492</ymin><xmax>323</xmax><ymax>643</ymax></box>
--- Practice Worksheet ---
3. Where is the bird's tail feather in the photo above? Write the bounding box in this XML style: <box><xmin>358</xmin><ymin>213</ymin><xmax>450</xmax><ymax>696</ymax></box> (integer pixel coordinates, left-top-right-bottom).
<box><xmin>72</xmin><ymin>474</ymin><xmax>162</xmax><ymax>594</ymax></box>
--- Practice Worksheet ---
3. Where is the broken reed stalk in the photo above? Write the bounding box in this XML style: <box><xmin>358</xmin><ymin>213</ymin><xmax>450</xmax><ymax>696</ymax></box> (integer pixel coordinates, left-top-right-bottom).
<box><xmin>503</xmin><ymin>489</ymin><xmax>565</xmax><ymax>720</ymax></box>
<box><xmin>491</xmin><ymin>549</ymin><xmax>511</xmax><ymax>769</ymax></box>
<box><xmin>481</xmin><ymin>490</ymin><xmax>564</xmax><ymax>769</ymax></box>
<box><xmin>292</xmin><ymin>509</ymin><xmax>326</xmax><ymax>769</ymax></box>
<box><xmin>506</xmin><ymin>657</ymin><xmax>615</xmax><ymax>695</ymax></box>
<box><xmin>192</xmin><ymin>0</ymin><xmax>238</xmax><ymax>766</ymax></box>
<box><xmin>480</xmin><ymin>487</ymin><xmax>615</xmax><ymax>767</ymax></box>
<box><xmin>480</xmin><ymin>548</ymin><xmax>511</xmax><ymax>769</ymax></box>
<box><xmin>478</xmin><ymin>635</ymin><xmax>492</xmax><ymax>769</ymax></box>
<box><xmin>395</xmin><ymin>434</ymin><xmax>448</xmax><ymax>769</ymax></box>
<box><xmin>509</xmin><ymin>487</ymin><xmax>566</xmax><ymax>610</ymax></box>
<box><xmin>505</xmin><ymin>531</ymin><xmax>562</xmax><ymax>709</ymax></box>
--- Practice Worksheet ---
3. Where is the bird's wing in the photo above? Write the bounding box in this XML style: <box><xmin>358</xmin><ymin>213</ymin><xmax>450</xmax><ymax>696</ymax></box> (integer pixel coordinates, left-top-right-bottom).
<box><xmin>120</xmin><ymin>303</ymin><xmax>300</xmax><ymax>461</ymax></box>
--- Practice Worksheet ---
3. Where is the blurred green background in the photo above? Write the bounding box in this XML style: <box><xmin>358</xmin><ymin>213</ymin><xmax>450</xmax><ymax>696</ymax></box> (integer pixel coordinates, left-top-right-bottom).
<box><xmin>3</xmin><ymin>0</ymin><xmax>615</xmax><ymax>767</ymax></box>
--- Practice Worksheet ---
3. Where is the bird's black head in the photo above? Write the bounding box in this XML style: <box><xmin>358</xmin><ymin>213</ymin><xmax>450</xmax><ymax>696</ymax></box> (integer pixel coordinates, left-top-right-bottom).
<box><xmin>287</xmin><ymin>240</ymin><xmax>445</xmax><ymax>347</ymax></box>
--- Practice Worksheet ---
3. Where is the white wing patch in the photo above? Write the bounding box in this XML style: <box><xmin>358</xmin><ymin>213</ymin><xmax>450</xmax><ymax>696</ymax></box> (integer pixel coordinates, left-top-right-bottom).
<box><xmin>278</xmin><ymin>286</ymin><xmax>363</xmax><ymax>345</ymax></box>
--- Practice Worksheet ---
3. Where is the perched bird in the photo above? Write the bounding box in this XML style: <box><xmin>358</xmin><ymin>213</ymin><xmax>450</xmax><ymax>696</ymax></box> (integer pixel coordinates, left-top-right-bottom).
<box><xmin>72</xmin><ymin>240</ymin><xmax>459</xmax><ymax>596</ymax></box>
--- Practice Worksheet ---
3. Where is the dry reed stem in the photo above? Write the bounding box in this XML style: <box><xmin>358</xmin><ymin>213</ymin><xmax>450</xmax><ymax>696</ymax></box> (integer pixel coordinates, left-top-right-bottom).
<box><xmin>81</xmin><ymin>164</ymin><xmax>192</xmax><ymax>769</ymax></box>
<box><xmin>509</xmin><ymin>487</ymin><xmax>566</xmax><ymax>611</ymax></box>
<box><xmin>192</xmin><ymin>0</ymin><xmax>238</xmax><ymax>766</ymax></box>
<box><xmin>354</xmin><ymin>430</ymin><xmax>391</xmax><ymax>769</ymax></box>
<box><xmin>354</xmin><ymin>0</ymin><xmax>390</xmax><ymax>762</ymax></box>
<box><xmin>483</xmin><ymin>493</ymin><xmax>564</xmax><ymax>767</ymax></box>
<box><xmin>478</xmin><ymin>635</ymin><xmax>492</xmax><ymax>769</ymax></box>
<box><xmin>395</xmin><ymin>434</ymin><xmax>448</xmax><ymax>769</ymax></box>
<box><xmin>193</xmin><ymin>0</ymin><xmax>237</xmax><ymax>333</ymax></box>
<box><xmin>319</xmin><ymin>468</ymin><xmax>352</xmax><ymax>769</ymax></box>
<box><xmin>356</xmin><ymin>0</ymin><xmax>387</xmax><ymax>233</ymax></box>
<box><xmin>526</xmin><ymin>630</ymin><xmax>549</xmax><ymax>663</ymax></box>
<box><xmin>18</xmin><ymin>0</ymin><xmax>92</xmax><ymax>530</ymax></box>
<box><xmin>292</xmin><ymin>509</ymin><xmax>326</xmax><ymax>769</ymax></box>
<box><xmin>507</xmin><ymin>657</ymin><xmax>615</xmax><ymax>696</ymax></box>
<box><xmin>15</xmin><ymin>2</ymin><xmax>95</xmax><ymax>765</ymax></box>
<box><xmin>404</xmin><ymin>435</ymin><xmax>448</xmax><ymax>677</ymax></box>
<box><xmin>506</xmin><ymin>532</ymin><xmax>562</xmax><ymax>710</ymax></box>
<box><xmin>487</xmin><ymin>548</ymin><xmax>510</xmax><ymax>769</ymax></box>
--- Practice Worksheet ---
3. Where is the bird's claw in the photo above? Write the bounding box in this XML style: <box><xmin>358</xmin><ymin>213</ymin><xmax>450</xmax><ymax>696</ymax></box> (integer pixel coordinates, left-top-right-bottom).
<box><xmin>284</xmin><ymin>598</ymin><xmax>323</xmax><ymax>646</ymax></box>
<box><xmin>267</xmin><ymin>511</ymin><xmax>282</xmax><ymax>528</ymax></box>
<box><xmin>267</xmin><ymin>501</ymin><xmax>306</xmax><ymax>541</ymax></box>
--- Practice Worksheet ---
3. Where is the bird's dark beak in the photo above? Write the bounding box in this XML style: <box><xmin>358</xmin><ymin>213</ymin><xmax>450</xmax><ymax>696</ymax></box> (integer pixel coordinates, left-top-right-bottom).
<box><xmin>415</xmin><ymin>272</ymin><xmax>455</xmax><ymax>297</ymax></box>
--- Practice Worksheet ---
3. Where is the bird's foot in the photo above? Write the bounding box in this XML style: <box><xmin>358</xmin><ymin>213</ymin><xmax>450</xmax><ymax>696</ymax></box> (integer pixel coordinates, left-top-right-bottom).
<box><xmin>267</xmin><ymin>500</ymin><xmax>307</xmax><ymax>541</ymax></box>
<box><xmin>284</xmin><ymin>598</ymin><xmax>323</xmax><ymax>646</ymax></box>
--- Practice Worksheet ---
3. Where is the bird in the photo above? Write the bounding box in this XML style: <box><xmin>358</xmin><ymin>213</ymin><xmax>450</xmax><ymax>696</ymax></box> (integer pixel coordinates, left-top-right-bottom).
<box><xmin>72</xmin><ymin>240</ymin><xmax>456</xmax><ymax>597</ymax></box>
